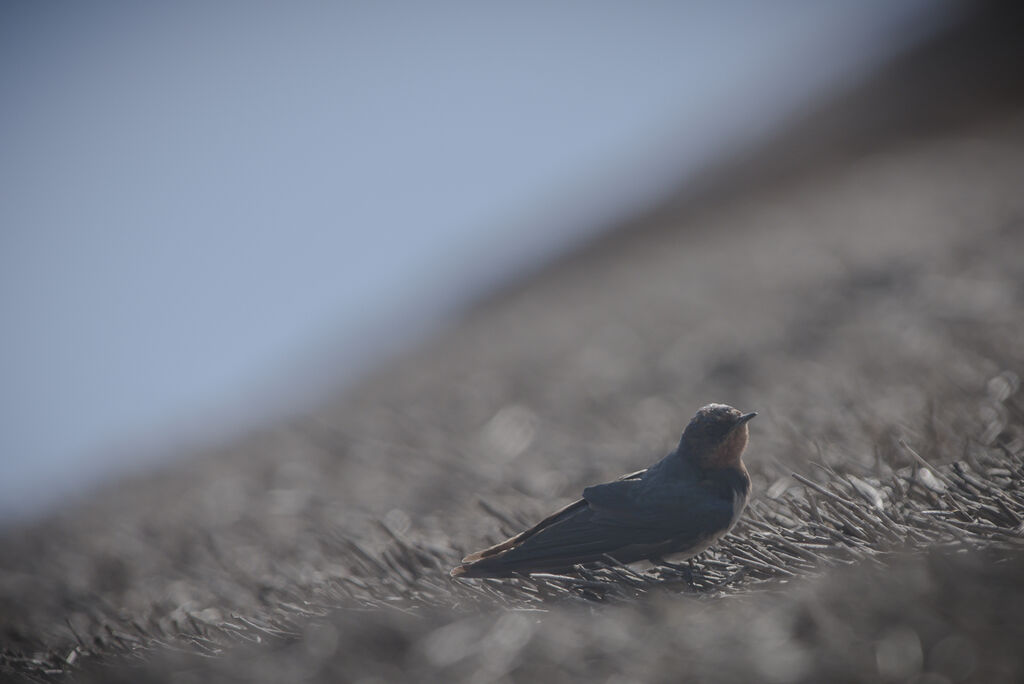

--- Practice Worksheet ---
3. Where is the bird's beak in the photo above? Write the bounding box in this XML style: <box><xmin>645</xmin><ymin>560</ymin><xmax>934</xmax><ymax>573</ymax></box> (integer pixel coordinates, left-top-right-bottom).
<box><xmin>729</xmin><ymin>411</ymin><xmax>761</xmax><ymax>432</ymax></box>
<box><xmin>727</xmin><ymin>412</ymin><xmax>756</xmax><ymax>435</ymax></box>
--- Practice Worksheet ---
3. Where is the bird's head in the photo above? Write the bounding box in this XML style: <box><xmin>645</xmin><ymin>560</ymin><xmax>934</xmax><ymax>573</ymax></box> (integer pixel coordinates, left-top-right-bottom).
<box><xmin>679</xmin><ymin>403</ymin><xmax>756</xmax><ymax>470</ymax></box>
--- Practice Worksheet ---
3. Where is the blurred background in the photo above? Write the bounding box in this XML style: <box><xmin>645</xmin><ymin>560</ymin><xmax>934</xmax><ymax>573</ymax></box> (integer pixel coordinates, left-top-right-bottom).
<box><xmin>0</xmin><ymin>0</ymin><xmax>961</xmax><ymax>519</ymax></box>
<box><xmin>5</xmin><ymin>3</ymin><xmax>1024</xmax><ymax>682</ymax></box>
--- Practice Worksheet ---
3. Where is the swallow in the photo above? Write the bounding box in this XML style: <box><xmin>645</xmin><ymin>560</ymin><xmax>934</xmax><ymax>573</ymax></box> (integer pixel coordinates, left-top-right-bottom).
<box><xmin>451</xmin><ymin>403</ymin><xmax>755</xmax><ymax>578</ymax></box>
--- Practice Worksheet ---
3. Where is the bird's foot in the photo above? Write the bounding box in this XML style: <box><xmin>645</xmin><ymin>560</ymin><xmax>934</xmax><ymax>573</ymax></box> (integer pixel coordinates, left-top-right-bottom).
<box><xmin>654</xmin><ymin>558</ymin><xmax>704</xmax><ymax>589</ymax></box>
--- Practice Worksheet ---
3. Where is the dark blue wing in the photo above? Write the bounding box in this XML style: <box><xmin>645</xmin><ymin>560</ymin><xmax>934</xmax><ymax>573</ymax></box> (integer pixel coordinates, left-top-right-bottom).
<box><xmin>492</xmin><ymin>478</ymin><xmax>733</xmax><ymax>567</ymax></box>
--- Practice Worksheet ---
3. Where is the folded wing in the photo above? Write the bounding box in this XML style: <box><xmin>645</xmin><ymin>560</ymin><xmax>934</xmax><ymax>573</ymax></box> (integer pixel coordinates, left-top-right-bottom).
<box><xmin>453</xmin><ymin>470</ymin><xmax>733</xmax><ymax>577</ymax></box>
<box><xmin>458</xmin><ymin>468</ymin><xmax>647</xmax><ymax>565</ymax></box>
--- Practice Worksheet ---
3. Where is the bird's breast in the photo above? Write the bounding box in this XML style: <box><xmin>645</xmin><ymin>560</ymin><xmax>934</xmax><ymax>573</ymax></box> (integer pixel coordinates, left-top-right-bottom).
<box><xmin>725</xmin><ymin>486</ymin><xmax>749</xmax><ymax>534</ymax></box>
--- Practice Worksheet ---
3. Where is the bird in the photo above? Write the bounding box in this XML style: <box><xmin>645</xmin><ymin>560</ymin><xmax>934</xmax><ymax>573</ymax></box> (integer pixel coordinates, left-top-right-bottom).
<box><xmin>451</xmin><ymin>403</ymin><xmax>755</xmax><ymax>578</ymax></box>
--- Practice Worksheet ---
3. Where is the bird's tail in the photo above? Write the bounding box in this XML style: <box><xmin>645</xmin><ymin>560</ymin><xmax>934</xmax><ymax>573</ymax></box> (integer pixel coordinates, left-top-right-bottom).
<box><xmin>449</xmin><ymin>556</ymin><xmax>516</xmax><ymax>578</ymax></box>
<box><xmin>449</xmin><ymin>564</ymin><xmax>473</xmax><ymax>578</ymax></box>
